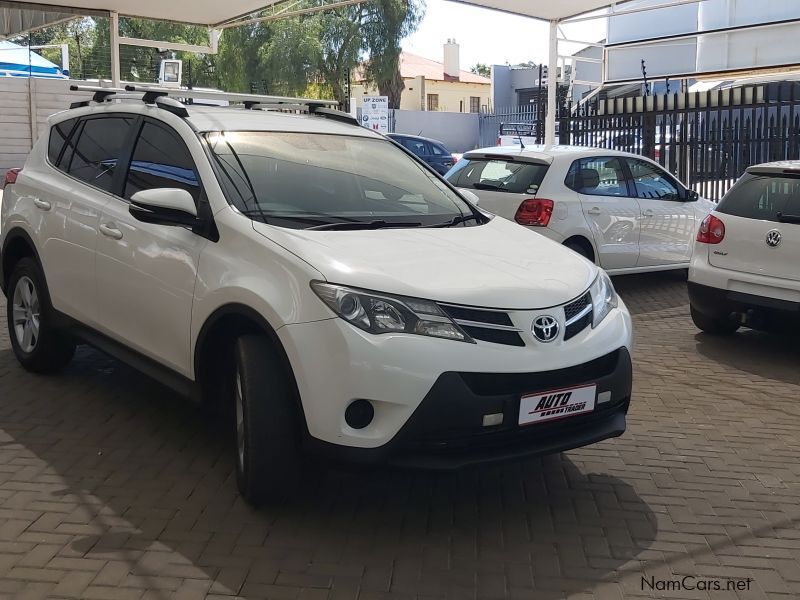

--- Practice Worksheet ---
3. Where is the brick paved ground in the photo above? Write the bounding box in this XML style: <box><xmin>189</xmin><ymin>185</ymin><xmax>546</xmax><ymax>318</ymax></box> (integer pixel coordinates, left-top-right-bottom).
<box><xmin>0</xmin><ymin>272</ymin><xmax>799</xmax><ymax>599</ymax></box>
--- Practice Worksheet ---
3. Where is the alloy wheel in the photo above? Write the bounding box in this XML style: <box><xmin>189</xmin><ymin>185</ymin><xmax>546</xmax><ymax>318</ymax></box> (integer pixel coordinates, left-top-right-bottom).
<box><xmin>12</xmin><ymin>276</ymin><xmax>40</xmax><ymax>353</ymax></box>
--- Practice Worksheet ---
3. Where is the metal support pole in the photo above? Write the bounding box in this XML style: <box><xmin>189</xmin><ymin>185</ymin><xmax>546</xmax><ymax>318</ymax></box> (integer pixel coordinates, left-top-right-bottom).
<box><xmin>110</xmin><ymin>11</ymin><xmax>121</xmax><ymax>86</ymax></box>
<box><xmin>545</xmin><ymin>19</ymin><xmax>558</xmax><ymax>146</ymax></box>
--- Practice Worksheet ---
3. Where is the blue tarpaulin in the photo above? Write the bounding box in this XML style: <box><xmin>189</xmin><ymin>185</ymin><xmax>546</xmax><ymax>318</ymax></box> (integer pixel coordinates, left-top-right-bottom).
<box><xmin>0</xmin><ymin>40</ymin><xmax>67</xmax><ymax>79</ymax></box>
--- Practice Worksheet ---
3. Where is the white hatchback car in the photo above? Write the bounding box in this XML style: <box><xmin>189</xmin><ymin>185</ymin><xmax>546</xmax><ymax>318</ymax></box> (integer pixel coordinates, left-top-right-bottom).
<box><xmin>1</xmin><ymin>87</ymin><xmax>633</xmax><ymax>505</ymax></box>
<box><xmin>689</xmin><ymin>162</ymin><xmax>800</xmax><ymax>334</ymax></box>
<box><xmin>446</xmin><ymin>145</ymin><xmax>715</xmax><ymax>273</ymax></box>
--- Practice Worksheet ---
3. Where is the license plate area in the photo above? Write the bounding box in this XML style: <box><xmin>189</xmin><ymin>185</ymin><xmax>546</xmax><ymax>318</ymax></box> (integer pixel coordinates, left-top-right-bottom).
<box><xmin>518</xmin><ymin>384</ymin><xmax>597</xmax><ymax>426</ymax></box>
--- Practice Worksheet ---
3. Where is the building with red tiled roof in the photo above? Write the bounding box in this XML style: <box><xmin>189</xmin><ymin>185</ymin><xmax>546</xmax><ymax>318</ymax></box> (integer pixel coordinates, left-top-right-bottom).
<box><xmin>352</xmin><ymin>41</ymin><xmax>491</xmax><ymax>113</ymax></box>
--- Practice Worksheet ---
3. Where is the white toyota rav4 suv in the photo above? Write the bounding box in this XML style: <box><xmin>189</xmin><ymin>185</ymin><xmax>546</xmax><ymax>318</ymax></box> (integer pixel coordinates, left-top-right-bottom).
<box><xmin>689</xmin><ymin>162</ymin><xmax>800</xmax><ymax>334</ymax></box>
<box><xmin>446</xmin><ymin>145</ymin><xmax>715</xmax><ymax>273</ymax></box>
<box><xmin>1</xmin><ymin>87</ymin><xmax>633</xmax><ymax>505</ymax></box>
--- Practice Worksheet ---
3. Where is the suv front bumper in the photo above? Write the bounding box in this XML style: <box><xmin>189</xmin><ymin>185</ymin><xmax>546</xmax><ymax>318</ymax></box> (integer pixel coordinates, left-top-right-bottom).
<box><xmin>305</xmin><ymin>347</ymin><xmax>632</xmax><ymax>469</ymax></box>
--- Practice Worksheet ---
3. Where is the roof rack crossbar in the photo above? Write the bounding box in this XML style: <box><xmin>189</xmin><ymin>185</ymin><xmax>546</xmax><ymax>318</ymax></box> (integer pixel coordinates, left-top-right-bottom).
<box><xmin>69</xmin><ymin>84</ymin><xmax>127</xmax><ymax>105</ymax></box>
<box><xmin>125</xmin><ymin>84</ymin><xmax>339</xmax><ymax>108</ymax></box>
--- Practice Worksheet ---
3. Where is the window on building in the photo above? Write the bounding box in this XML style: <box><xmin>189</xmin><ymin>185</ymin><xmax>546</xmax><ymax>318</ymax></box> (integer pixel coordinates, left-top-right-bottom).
<box><xmin>470</xmin><ymin>96</ymin><xmax>481</xmax><ymax>113</ymax></box>
<box><xmin>426</xmin><ymin>94</ymin><xmax>439</xmax><ymax>111</ymax></box>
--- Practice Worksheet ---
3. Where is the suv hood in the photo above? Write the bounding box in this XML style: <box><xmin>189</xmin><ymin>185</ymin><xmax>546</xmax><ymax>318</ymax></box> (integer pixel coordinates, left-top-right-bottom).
<box><xmin>253</xmin><ymin>217</ymin><xmax>597</xmax><ymax>309</ymax></box>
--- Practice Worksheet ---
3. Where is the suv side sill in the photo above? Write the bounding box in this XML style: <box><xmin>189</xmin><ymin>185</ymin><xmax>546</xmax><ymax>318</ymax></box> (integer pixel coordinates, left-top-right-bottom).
<box><xmin>54</xmin><ymin>310</ymin><xmax>198</xmax><ymax>400</ymax></box>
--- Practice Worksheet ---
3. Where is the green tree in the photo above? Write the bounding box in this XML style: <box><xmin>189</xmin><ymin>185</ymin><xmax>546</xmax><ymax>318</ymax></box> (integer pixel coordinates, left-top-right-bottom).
<box><xmin>362</xmin><ymin>0</ymin><xmax>424</xmax><ymax>109</ymax></box>
<box><xmin>470</xmin><ymin>63</ymin><xmax>490</xmax><ymax>78</ymax></box>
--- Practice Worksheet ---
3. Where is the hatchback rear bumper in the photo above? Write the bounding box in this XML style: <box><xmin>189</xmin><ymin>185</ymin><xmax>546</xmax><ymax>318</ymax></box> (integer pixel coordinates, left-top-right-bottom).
<box><xmin>688</xmin><ymin>282</ymin><xmax>800</xmax><ymax>330</ymax></box>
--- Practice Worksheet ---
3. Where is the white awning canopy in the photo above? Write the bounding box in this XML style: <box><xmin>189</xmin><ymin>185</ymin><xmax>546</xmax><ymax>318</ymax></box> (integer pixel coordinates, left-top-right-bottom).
<box><xmin>1</xmin><ymin>0</ymin><xmax>284</xmax><ymax>29</ymax></box>
<box><xmin>0</xmin><ymin>0</ymin><xmax>698</xmax><ymax>145</ymax></box>
<box><xmin>449</xmin><ymin>0</ymin><xmax>629</xmax><ymax>22</ymax></box>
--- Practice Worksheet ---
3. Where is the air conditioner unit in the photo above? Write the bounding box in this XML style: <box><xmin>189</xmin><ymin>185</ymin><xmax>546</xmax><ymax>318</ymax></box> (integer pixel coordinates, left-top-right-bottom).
<box><xmin>158</xmin><ymin>59</ymin><xmax>182</xmax><ymax>88</ymax></box>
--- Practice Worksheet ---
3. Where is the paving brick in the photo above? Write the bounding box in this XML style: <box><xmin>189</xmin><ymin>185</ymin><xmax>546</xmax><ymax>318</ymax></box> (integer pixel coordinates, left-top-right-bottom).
<box><xmin>0</xmin><ymin>273</ymin><xmax>799</xmax><ymax>599</ymax></box>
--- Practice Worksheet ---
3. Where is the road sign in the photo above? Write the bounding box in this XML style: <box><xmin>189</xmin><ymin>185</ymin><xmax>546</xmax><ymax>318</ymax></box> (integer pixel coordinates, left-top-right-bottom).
<box><xmin>362</xmin><ymin>96</ymin><xmax>389</xmax><ymax>133</ymax></box>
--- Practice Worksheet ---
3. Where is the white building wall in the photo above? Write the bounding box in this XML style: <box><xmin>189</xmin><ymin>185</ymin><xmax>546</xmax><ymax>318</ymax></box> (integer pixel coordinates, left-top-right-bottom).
<box><xmin>604</xmin><ymin>0</ymin><xmax>800</xmax><ymax>82</ymax></box>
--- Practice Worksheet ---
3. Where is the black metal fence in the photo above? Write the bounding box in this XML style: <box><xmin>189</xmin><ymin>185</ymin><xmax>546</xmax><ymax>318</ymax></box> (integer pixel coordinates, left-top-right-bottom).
<box><xmin>480</xmin><ymin>82</ymin><xmax>800</xmax><ymax>201</ymax></box>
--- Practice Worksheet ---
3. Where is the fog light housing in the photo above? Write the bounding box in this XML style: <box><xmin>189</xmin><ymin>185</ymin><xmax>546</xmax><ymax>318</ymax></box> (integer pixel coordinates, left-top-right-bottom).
<box><xmin>345</xmin><ymin>399</ymin><xmax>374</xmax><ymax>429</ymax></box>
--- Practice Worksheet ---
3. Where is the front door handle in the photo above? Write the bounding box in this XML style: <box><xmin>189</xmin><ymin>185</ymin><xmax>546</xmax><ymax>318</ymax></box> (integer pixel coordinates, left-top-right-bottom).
<box><xmin>641</xmin><ymin>208</ymin><xmax>655</xmax><ymax>217</ymax></box>
<box><xmin>587</xmin><ymin>207</ymin><xmax>601</xmax><ymax>216</ymax></box>
<box><xmin>33</xmin><ymin>198</ymin><xmax>51</xmax><ymax>211</ymax></box>
<box><xmin>99</xmin><ymin>223</ymin><xmax>123</xmax><ymax>240</ymax></box>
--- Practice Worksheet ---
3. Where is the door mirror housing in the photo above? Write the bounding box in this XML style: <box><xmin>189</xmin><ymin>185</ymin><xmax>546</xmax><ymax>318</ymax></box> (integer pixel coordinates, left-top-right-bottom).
<box><xmin>460</xmin><ymin>188</ymin><xmax>481</xmax><ymax>206</ymax></box>
<box><xmin>129</xmin><ymin>188</ymin><xmax>199</xmax><ymax>226</ymax></box>
<box><xmin>684</xmin><ymin>189</ymin><xmax>700</xmax><ymax>202</ymax></box>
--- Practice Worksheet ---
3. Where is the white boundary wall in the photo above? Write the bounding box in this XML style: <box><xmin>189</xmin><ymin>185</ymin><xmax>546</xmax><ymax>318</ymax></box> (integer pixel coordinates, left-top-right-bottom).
<box><xmin>0</xmin><ymin>78</ymin><xmax>92</xmax><ymax>177</ymax></box>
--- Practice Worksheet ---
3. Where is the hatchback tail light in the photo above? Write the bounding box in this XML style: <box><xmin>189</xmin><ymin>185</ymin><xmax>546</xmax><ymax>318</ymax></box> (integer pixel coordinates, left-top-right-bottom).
<box><xmin>697</xmin><ymin>214</ymin><xmax>725</xmax><ymax>244</ymax></box>
<box><xmin>3</xmin><ymin>168</ymin><xmax>21</xmax><ymax>189</ymax></box>
<box><xmin>515</xmin><ymin>198</ymin><xmax>554</xmax><ymax>227</ymax></box>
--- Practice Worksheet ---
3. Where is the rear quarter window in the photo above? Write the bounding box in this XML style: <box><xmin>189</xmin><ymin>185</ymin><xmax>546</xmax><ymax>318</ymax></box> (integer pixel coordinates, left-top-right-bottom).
<box><xmin>717</xmin><ymin>173</ymin><xmax>800</xmax><ymax>221</ymax></box>
<box><xmin>47</xmin><ymin>118</ymin><xmax>78</xmax><ymax>168</ymax></box>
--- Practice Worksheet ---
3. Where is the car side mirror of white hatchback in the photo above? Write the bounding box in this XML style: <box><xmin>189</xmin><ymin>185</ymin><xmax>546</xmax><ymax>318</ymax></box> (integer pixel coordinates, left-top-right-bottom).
<box><xmin>460</xmin><ymin>188</ymin><xmax>480</xmax><ymax>205</ymax></box>
<box><xmin>129</xmin><ymin>188</ymin><xmax>199</xmax><ymax>226</ymax></box>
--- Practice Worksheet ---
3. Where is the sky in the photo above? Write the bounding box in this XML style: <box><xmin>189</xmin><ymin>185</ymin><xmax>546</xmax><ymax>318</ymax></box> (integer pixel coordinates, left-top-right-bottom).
<box><xmin>402</xmin><ymin>0</ymin><xmax>608</xmax><ymax>70</ymax></box>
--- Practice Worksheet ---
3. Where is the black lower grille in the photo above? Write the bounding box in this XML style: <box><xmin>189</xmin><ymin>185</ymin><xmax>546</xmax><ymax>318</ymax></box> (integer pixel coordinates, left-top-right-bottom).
<box><xmin>460</xmin><ymin>349</ymin><xmax>620</xmax><ymax>396</ymax></box>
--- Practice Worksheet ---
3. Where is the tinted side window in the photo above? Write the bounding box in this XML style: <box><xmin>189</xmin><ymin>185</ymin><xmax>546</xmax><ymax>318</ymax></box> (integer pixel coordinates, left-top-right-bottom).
<box><xmin>565</xmin><ymin>157</ymin><xmax>631</xmax><ymax>197</ymax></box>
<box><xmin>48</xmin><ymin>118</ymin><xmax>78</xmax><ymax>167</ymax></box>
<box><xmin>628</xmin><ymin>159</ymin><xmax>679</xmax><ymax>200</ymax></box>
<box><xmin>453</xmin><ymin>159</ymin><xmax>548</xmax><ymax>194</ymax></box>
<box><xmin>67</xmin><ymin>117</ymin><xmax>134</xmax><ymax>192</ymax></box>
<box><xmin>431</xmin><ymin>144</ymin><xmax>446</xmax><ymax>156</ymax></box>
<box><xmin>402</xmin><ymin>139</ymin><xmax>429</xmax><ymax>157</ymax></box>
<box><xmin>717</xmin><ymin>173</ymin><xmax>800</xmax><ymax>222</ymax></box>
<box><xmin>123</xmin><ymin>121</ymin><xmax>200</xmax><ymax>202</ymax></box>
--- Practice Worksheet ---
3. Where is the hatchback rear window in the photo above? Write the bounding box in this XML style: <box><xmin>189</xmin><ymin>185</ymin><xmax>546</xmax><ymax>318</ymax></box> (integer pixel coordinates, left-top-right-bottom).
<box><xmin>446</xmin><ymin>158</ymin><xmax>548</xmax><ymax>194</ymax></box>
<box><xmin>500</xmin><ymin>124</ymin><xmax>534</xmax><ymax>136</ymax></box>
<box><xmin>717</xmin><ymin>173</ymin><xmax>800</xmax><ymax>223</ymax></box>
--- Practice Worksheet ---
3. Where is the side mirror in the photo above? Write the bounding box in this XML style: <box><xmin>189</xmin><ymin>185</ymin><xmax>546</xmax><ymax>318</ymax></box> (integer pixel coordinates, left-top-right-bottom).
<box><xmin>685</xmin><ymin>189</ymin><xmax>700</xmax><ymax>202</ymax></box>
<box><xmin>460</xmin><ymin>188</ymin><xmax>481</xmax><ymax>206</ymax></box>
<box><xmin>129</xmin><ymin>188</ymin><xmax>199</xmax><ymax>226</ymax></box>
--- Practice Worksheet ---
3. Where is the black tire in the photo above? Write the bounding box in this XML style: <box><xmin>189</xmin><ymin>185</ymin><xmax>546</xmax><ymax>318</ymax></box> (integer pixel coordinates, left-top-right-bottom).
<box><xmin>6</xmin><ymin>258</ymin><xmax>75</xmax><ymax>373</ymax></box>
<box><xmin>690</xmin><ymin>305</ymin><xmax>739</xmax><ymax>335</ymax></box>
<box><xmin>564</xmin><ymin>240</ymin><xmax>593</xmax><ymax>262</ymax></box>
<box><xmin>233</xmin><ymin>334</ymin><xmax>302</xmax><ymax>506</ymax></box>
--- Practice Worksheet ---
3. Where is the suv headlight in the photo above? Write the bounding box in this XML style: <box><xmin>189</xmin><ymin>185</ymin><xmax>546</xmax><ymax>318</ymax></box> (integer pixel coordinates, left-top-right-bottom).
<box><xmin>590</xmin><ymin>271</ymin><xmax>618</xmax><ymax>327</ymax></box>
<box><xmin>311</xmin><ymin>282</ymin><xmax>474</xmax><ymax>343</ymax></box>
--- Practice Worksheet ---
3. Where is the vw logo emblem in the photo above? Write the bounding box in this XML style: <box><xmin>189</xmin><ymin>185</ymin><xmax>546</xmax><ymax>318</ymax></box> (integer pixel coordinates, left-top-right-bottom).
<box><xmin>532</xmin><ymin>315</ymin><xmax>560</xmax><ymax>343</ymax></box>
<box><xmin>766</xmin><ymin>229</ymin><xmax>782</xmax><ymax>248</ymax></box>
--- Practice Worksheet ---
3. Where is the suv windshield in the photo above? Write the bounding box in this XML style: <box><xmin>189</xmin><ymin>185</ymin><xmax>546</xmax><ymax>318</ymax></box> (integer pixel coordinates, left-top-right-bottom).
<box><xmin>206</xmin><ymin>131</ymin><xmax>478</xmax><ymax>229</ymax></box>
<box><xmin>717</xmin><ymin>173</ymin><xmax>800</xmax><ymax>223</ymax></box>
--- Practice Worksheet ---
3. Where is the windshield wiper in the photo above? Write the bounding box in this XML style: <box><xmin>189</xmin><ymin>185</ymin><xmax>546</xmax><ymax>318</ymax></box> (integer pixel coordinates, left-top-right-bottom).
<box><xmin>425</xmin><ymin>214</ymin><xmax>482</xmax><ymax>228</ymax></box>
<box><xmin>472</xmin><ymin>182</ymin><xmax>502</xmax><ymax>191</ymax></box>
<box><xmin>308</xmin><ymin>220</ymin><xmax>422</xmax><ymax>231</ymax></box>
<box><xmin>777</xmin><ymin>212</ymin><xmax>800</xmax><ymax>224</ymax></box>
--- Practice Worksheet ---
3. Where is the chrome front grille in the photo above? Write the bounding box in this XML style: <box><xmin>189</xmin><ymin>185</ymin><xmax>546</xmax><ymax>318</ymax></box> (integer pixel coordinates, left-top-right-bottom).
<box><xmin>438</xmin><ymin>292</ymin><xmax>593</xmax><ymax>348</ymax></box>
<box><xmin>439</xmin><ymin>304</ymin><xmax>525</xmax><ymax>347</ymax></box>
<box><xmin>563</xmin><ymin>292</ymin><xmax>593</xmax><ymax>341</ymax></box>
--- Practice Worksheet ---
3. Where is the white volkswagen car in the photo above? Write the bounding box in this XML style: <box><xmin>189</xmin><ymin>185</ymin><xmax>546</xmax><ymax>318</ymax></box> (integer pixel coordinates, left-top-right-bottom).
<box><xmin>445</xmin><ymin>145</ymin><xmax>715</xmax><ymax>273</ymax></box>
<box><xmin>689</xmin><ymin>162</ymin><xmax>800</xmax><ymax>334</ymax></box>
<box><xmin>1</xmin><ymin>87</ymin><xmax>633</xmax><ymax>505</ymax></box>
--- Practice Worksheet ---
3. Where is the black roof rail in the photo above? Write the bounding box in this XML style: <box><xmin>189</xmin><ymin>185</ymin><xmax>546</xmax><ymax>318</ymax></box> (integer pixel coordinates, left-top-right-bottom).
<box><xmin>308</xmin><ymin>106</ymin><xmax>359</xmax><ymax>127</ymax></box>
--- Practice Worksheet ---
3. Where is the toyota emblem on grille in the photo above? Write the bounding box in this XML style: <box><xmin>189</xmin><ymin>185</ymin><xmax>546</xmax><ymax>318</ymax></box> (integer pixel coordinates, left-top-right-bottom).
<box><xmin>766</xmin><ymin>229</ymin><xmax>782</xmax><ymax>248</ymax></box>
<box><xmin>532</xmin><ymin>315</ymin><xmax>559</xmax><ymax>343</ymax></box>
